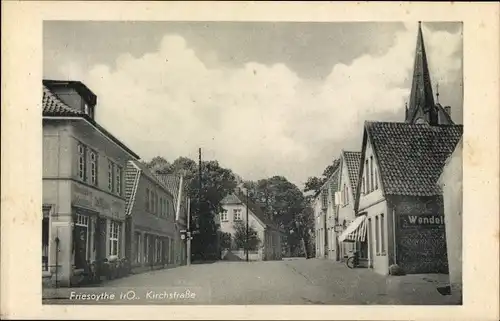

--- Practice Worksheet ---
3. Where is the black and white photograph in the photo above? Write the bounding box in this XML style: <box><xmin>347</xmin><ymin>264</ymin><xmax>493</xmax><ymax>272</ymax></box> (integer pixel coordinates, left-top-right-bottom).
<box><xmin>39</xmin><ymin>19</ymin><xmax>466</xmax><ymax>306</ymax></box>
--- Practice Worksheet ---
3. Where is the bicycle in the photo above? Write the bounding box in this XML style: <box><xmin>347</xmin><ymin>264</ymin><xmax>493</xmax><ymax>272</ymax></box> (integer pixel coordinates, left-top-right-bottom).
<box><xmin>346</xmin><ymin>251</ymin><xmax>359</xmax><ymax>269</ymax></box>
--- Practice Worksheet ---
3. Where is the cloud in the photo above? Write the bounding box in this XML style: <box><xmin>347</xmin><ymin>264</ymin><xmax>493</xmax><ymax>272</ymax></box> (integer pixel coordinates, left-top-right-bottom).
<box><xmin>61</xmin><ymin>24</ymin><xmax>462</xmax><ymax>187</ymax></box>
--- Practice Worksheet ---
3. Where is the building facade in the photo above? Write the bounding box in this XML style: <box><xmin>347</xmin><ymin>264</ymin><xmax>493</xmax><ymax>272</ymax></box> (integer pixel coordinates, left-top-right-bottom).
<box><xmin>124</xmin><ymin>161</ymin><xmax>180</xmax><ymax>274</ymax></box>
<box><xmin>219</xmin><ymin>190</ymin><xmax>283</xmax><ymax>261</ymax></box>
<box><xmin>42</xmin><ymin>80</ymin><xmax>140</xmax><ymax>286</ymax></box>
<box><xmin>352</xmin><ymin>121</ymin><xmax>462</xmax><ymax>275</ymax></box>
<box><xmin>313</xmin><ymin>190</ymin><xmax>328</xmax><ymax>258</ymax></box>
<box><xmin>439</xmin><ymin>137</ymin><xmax>463</xmax><ymax>294</ymax></box>
<box><xmin>336</xmin><ymin>151</ymin><xmax>362</xmax><ymax>262</ymax></box>
<box><xmin>156</xmin><ymin>173</ymin><xmax>190</xmax><ymax>267</ymax></box>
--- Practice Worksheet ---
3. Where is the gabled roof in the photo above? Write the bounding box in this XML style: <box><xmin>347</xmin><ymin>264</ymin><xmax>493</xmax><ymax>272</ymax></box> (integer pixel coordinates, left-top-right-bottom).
<box><xmin>156</xmin><ymin>173</ymin><xmax>182</xmax><ymax>211</ymax></box>
<box><xmin>221</xmin><ymin>191</ymin><xmax>282</xmax><ymax>232</ymax></box>
<box><xmin>42</xmin><ymin>82</ymin><xmax>140</xmax><ymax>159</ymax></box>
<box><xmin>124</xmin><ymin>160</ymin><xmax>176</xmax><ymax>216</ymax></box>
<box><xmin>124</xmin><ymin>162</ymin><xmax>141</xmax><ymax>216</ymax></box>
<box><xmin>341</xmin><ymin>151</ymin><xmax>361</xmax><ymax>197</ymax></box>
<box><xmin>356</xmin><ymin>121</ymin><xmax>463</xmax><ymax>204</ymax></box>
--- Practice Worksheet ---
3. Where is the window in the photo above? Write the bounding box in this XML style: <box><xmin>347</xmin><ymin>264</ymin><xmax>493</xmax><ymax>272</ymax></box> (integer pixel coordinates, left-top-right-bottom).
<box><xmin>145</xmin><ymin>188</ymin><xmax>150</xmax><ymax>211</ymax></box>
<box><xmin>375</xmin><ymin>169</ymin><xmax>379</xmax><ymax>190</ymax></box>
<box><xmin>375</xmin><ymin>216</ymin><xmax>380</xmax><ymax>254</ymax></box>
<box><xmin>380</xmin><ymin>214</ymin><xmax>385</xmax><ymax>253</ymax></box>
<box><xmin>144</xmin><ymin>234</ymin><xmax>150</xmax><ymax>264</ymax></box>
<box><xmin>74</xmin><ymin>214</ymin><xmax>90</xmax><ymax>268</ymax></box>
<box><xmin>149</xmin><ymin>190</ymin><xmax>154</xmax><ymax>213</ymax></box>
<box><xmin>370</xmin><ymin>156</ymin><xmax>374</xmax><ymax>192</ymax></box>
<box><xmin>115</xmin><ymin>165</ymin><xmax>122</xmax><ymax>195</ymax></box>
<box><xmin>344</xmin><ymin>184</ymin><xmax>349</xmax><ymax>205</ymax></box>
<box><xmin>108</xmin><ymin>161</ymin><xmax>114</xmax><ymax>191</ymax></box>
<box><xmin>365</xmin><ymin>159</ymin><xmax>369</xmax><ymax>194</ymax></box>
<box><xmin>164</xmin><ymin>238</ymin><xmax>170</xmax><ymax>263</ymax></box>
<box><xmin>321</xmin><ymin>189</ymin><xmax>328</xmax><ymax>209</ymax></box>
<box><xmin>156</xmin><ymin>238</ymin><xmax>162</xmax><ymax>263</ymax></box>
<box><xmin>135</xmin><ymin>232</ymin><xmax>141</xmax><ymax>263</ymax></box>
<box><xmin>89</xmin><ymin>150</ymin><xmax>98</xmax><ymax>186</ymax></box>
<box><xmin>109</xmin><ymin>220</ymin><xmax>121</xmax><ymax>256</ymax></box>
<box><xmin>361</xmin><ymin>176</ymin><xmax>365</xmax><ymax>195</ymax></box>
<box><xmin>221</xmin><ymin>211</ymin><xmax>228</xmax><ymax>222</ymax></box>
<box><xmin>156</xmin><ymin>193</ymin><xmax>160</xmax><ymax>215</ymax></box>
<box><xmin>78</xmin><ymin>144</ymin><xmax>87</xmax><ymax>181</ymax></box>
<box><xmin>329</xmin><ymin>181</ymin><xmax>335</xmax><ymax>204</ymax></box>
<box><xmin>84</xmin><ymin>103</ymin><xmax>89</xmax><ymax>115</ymax></box>
<box><xmin>170</xmin><ymin>238</ymin><xmax>175</xmax><ymax>264</ymax></box>
<box><xmin>233</xmin><ymin>209</ymin><xmax>242</xmax><ymax>221</ymax></box>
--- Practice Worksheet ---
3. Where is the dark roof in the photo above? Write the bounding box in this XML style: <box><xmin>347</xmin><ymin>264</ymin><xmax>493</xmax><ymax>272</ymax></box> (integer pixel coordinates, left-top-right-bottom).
<box><xmin>43</xmin><ymin>85</ymin><xmax>84</xmax><ymax>116</ymax></box>
<box><xmin>124</xmin><ymin>162</ymin><xmax>141</xmax><ymax>216</ymax></box>
<box><xmin>124</xmin><ymin>161</ymin><xmax>179</xmax><ymax>216</ymax></box>
<box><xmin>43</xmin><ymin>79</ymin><xmax>97</xmax><ymax>106</ymax></box>
<box><xmin>362</xmin><ymin>121</ymin><xmax>463</xmax><ymax>197</ymax></box>
<box><xmin>342</xmin><ymin>151</ymin><xmax>361</xmax><ymax>197</ymax></box>
<box><xmin>155</xmin><ymin>173</ymin><xmax>182</xmax><ymax>209</ymax></box>
<box><xmin>221</xmin><ymin>191</ymin><xmax>281</xmax><ymax>231</ymax></box>
<box><xmin>42</xmin><ymin>83</ymin><xmax>140</xmax><ymax>159</ymax></box>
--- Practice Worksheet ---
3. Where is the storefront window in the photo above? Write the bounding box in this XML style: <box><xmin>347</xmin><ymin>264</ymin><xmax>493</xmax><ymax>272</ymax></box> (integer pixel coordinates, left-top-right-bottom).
<box><xmin>156</xmin><ymin>238</ymin><xmax>162</xmax><ymax>263</ymax></box>
<box><xmin>135</xmin><ymin>232</ymin><xmax>141</xmax><ymax>263</ymax></box>
<box><xmin>42</xmin><ymin>207</ymin><xmax>50</xmax><ymax>271</ymax></box>
<box><xmin>74</xmin><ymin>214</ymin><xmax>90</xmax><ymax>269</ymax></box>
<box><xmin>109</xmin><ymin>220</ymin><xmax>121</xmax><ymax>256</ymax></box>
<box><xmin>144</xmin><ymin>234</ymin><xmax>149</xmax><ymax>264</ymax></box>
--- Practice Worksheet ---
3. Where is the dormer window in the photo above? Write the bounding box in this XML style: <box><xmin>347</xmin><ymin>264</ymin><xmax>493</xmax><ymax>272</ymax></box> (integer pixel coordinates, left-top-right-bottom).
<box><xmin>84</xmin><ymin>103</ymin><xmax>89</xmax><ymax>115</ymax></box>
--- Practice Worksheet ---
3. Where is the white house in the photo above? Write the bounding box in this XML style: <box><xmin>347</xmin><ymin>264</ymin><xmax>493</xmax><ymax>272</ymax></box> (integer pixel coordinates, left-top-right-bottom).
<box><xmin>219</xmin><ymin>189</ymin><xmax>283</xmax><ymax>261</ymax></box>
<box><xmin>438</xmin><ymin>137</ymin><xmax>463</xmax><ymax>294</ymax></box>
<box><xmin>336</xmin><ymin>151</ymin><xmax>362</xmax><ymax>262</ymax></box>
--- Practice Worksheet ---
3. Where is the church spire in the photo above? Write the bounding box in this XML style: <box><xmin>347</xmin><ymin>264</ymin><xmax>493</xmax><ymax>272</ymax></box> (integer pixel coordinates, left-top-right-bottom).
<box><xmin>405</xmin><ymin>21</ymin><xmax>438</xmax><ymax>125</ymax></box>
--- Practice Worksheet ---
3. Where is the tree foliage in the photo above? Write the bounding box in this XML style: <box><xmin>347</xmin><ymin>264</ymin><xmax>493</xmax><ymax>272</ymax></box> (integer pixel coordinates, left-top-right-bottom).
<box><xmin>303</xmin><ymin>158</ymin><xmax>341</xmax><ymax>195</ymax></box>
<box><xmin>143</xmin><ymin>156</ymin><xmax>237</xmax><ymax>259</ymax></box>
<box><xmin>233</xmin><ymin>221</ymin><xmax>261</xmax><ymax>251</ymax></box>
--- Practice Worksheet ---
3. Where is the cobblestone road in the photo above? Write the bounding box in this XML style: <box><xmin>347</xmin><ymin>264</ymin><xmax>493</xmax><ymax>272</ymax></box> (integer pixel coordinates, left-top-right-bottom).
<box><xmin>43</xmin><ymin>258</ymin><xmax>461</xmax><ymax>305</ymax></box>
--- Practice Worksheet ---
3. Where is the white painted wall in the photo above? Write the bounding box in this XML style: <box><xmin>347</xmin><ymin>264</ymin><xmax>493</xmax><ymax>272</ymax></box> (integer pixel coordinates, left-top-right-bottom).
<box><xmin>439</xmin><ymin>139</ymin><xmax>462</xmax><ymax>293</ymax></box>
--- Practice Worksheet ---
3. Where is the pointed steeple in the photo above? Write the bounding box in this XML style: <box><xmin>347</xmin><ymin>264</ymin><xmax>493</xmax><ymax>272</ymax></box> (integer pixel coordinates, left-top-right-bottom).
<box><xmin>406</xmin><ymin>22</ymin><xmax>438</xmax><ymax>125</ymax></box>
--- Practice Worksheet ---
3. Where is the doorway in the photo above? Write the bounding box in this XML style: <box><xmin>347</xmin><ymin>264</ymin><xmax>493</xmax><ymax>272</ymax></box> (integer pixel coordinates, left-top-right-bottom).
<box><xmin>367</xmin><ymin>218</ymin><xmax>374</xmax><ymax>268</ymax></box>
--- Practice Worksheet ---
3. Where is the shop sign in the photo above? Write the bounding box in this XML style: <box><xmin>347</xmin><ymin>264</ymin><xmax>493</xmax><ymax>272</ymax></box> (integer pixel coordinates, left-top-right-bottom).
<box><xmin>400</xmin><ymin>214</ymin><xmax>445</xmax><ymax>229</ymax></box>
<box><xmin>73</xmin><ymin>183</ymin><xmax>124</xmax><ymax>218</ymax></box>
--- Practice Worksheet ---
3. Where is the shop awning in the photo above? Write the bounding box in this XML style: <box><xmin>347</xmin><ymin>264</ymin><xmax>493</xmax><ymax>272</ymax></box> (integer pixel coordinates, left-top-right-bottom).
<box><xmin>338</xmin><ymin>215</ymin><xmax>367</xmax><ymax>243</ymax></box>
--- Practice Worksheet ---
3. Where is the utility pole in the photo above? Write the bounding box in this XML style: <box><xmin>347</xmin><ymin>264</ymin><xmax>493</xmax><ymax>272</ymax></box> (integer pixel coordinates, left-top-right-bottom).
<box><xmin>246</xmin><ymin>188</ymin><xmax>249</xmax><ymax>262</ymax></box>
<box><xmin>184</xmin><ymin>167</ymin><xmax>191</xmax><ymax>266</ymax></box>
<box><xmin>198</xmin><ymin>147</ymin><xmax>202</xmax><ymax>260</ymax></box>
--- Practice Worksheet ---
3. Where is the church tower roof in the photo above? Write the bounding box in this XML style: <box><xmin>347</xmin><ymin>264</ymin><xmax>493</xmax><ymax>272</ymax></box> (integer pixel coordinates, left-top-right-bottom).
<box><xmin>405</xmin><ymin>22</ymin><xmax>439</xmax><ymax>125</ymax></box>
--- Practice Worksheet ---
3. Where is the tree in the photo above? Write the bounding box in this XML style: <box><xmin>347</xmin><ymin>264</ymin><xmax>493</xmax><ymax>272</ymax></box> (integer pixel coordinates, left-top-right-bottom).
<box><xmin>243</xmin><ymin>176</ymin><xmax>308</xmax><ymax>256</ymax></box>
<box><xmin>144</xmin><ymin>156</ymin><xmax>237</xmax><ymax>260</ymax></box>
<box><xmin>143</xmin><ymin>156</ymin><xmax>171</xmax><ymax>174</ymax></box>
<box><xmin>233</xmin><ymin>221</ymin><xmax>261</xmax><ymax>251</ymax></box>
<box><xmin>219</xmin><ymin>232</ymin><xmax>232</xmax><ymax>250</ymax></box>
<box><xmin>303</xmin><ymin>158</ymin><xmax>341</xmax><ymax>194</ymax></box>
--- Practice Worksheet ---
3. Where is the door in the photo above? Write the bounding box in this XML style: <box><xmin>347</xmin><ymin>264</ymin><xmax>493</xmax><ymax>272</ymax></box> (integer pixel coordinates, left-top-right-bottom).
<box><xmin>368</xmin><ymin>218</ymin><xmax>374</xmax><ymax>268</ymax></box>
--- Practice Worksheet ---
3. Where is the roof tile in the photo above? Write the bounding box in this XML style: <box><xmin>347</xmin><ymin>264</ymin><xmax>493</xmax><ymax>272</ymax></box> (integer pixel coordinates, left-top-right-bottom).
<box><xmin>366</xmin><ymin>121</ymin><xmax>463</xmax><ymax>196</ymax></box>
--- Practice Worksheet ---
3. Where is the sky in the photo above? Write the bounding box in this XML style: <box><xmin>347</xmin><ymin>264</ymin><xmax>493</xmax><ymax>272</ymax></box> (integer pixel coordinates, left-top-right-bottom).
<box><xmin>43</xmin><ymin>21</ymin><xmax>463</xmax><ymax>188</ymax></box>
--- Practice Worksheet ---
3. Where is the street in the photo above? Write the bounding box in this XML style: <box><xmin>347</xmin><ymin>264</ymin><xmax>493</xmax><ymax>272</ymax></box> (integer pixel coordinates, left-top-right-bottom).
<box><xmin>43</xmin><ymin>258</ymin><xmax>461</xmax><ymax>305</ymax></box>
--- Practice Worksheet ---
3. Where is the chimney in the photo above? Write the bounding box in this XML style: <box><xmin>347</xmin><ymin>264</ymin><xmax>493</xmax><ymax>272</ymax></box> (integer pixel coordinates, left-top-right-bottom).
<box><xmin>444</xmin><ymin>106</ymin><xmax>451</xmax><ymax>116</ymax></box>
<box><xmin>43</xmin><ymin>80</ymin><xmax>97</xmax><ymax>120</ymax></box>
